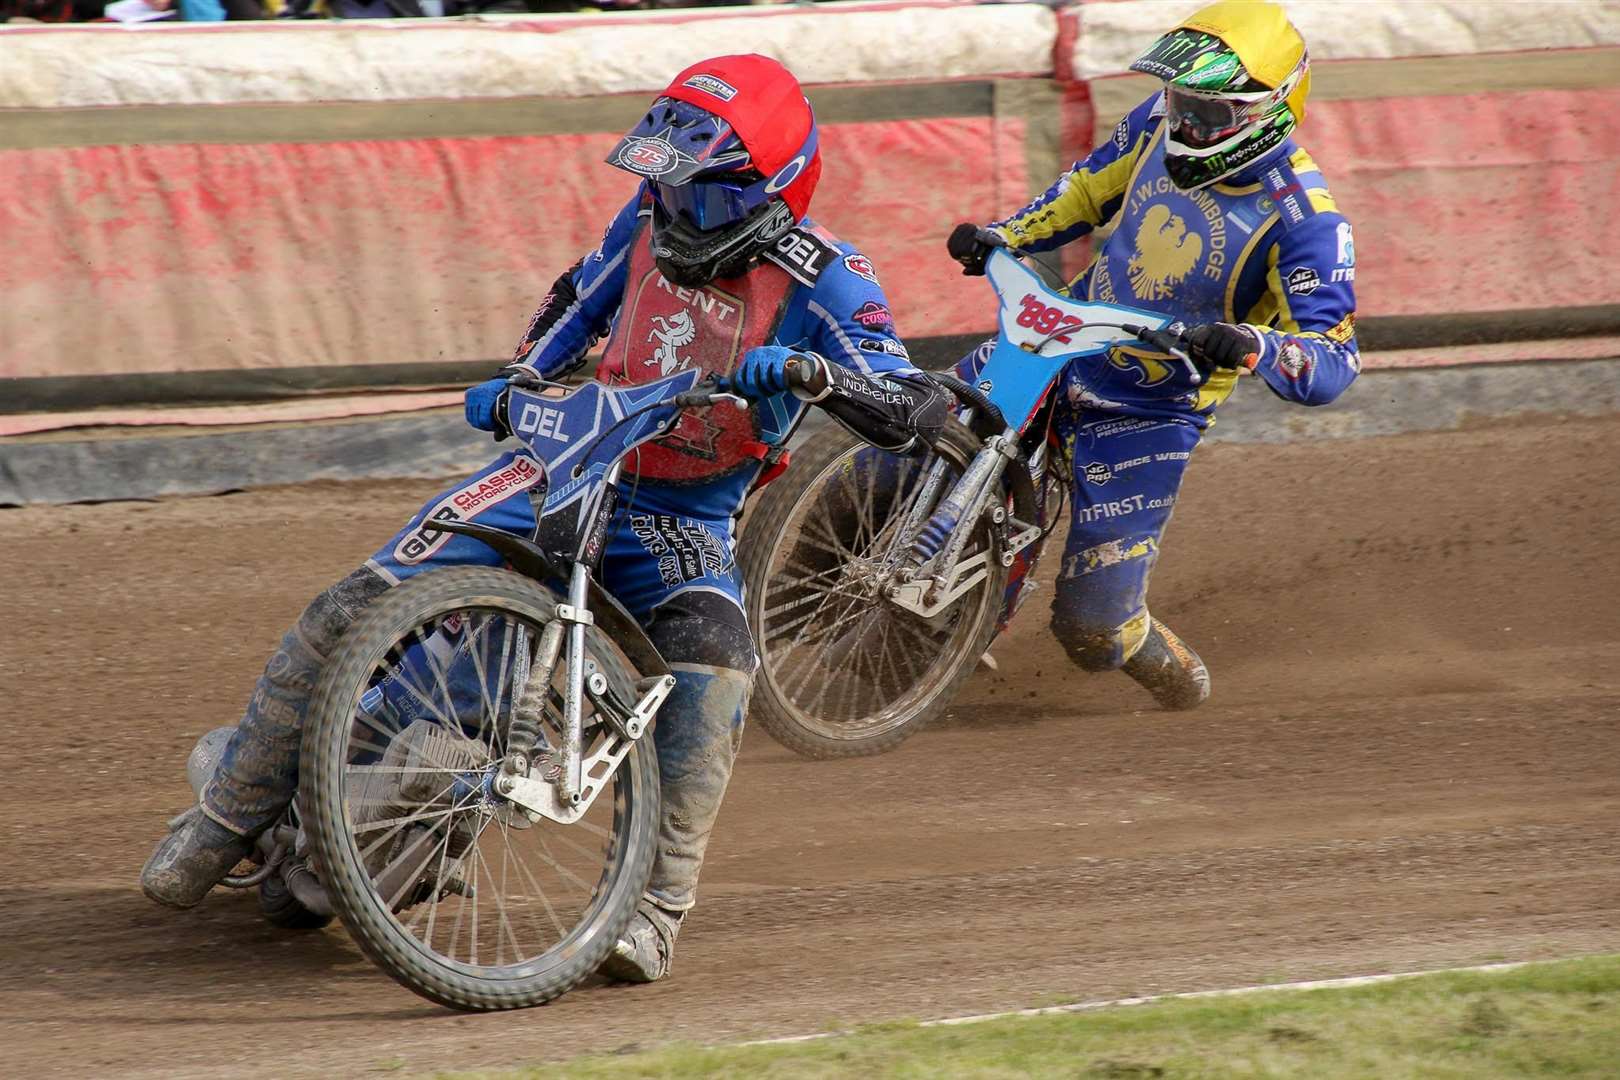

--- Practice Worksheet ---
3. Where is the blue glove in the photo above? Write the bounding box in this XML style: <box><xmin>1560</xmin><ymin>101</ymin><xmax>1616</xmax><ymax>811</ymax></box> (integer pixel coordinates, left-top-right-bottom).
<box><xmin>464</xmin><ymin>377</ymin><xmax>510</xmax><ymax>439</ymax></box>
<box><xmin>731</xmin><ymin>346</ymin><xmax>797</xmax><ymax>401</ymax></box>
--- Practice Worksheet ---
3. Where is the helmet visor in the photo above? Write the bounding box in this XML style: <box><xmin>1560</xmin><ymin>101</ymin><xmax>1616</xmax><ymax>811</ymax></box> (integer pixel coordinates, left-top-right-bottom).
<box><xmin>650</xmin><ymin>172</ymin><xmax>771</xmax><ymax>233</ymax></box>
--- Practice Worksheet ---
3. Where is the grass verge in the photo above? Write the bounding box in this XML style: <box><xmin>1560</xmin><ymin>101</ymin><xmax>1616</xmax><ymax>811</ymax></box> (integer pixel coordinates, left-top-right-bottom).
<box><xmin>439</xmin><ymin>955</ymin><xmax>1620</xmax><ymax>1079</ymax></box>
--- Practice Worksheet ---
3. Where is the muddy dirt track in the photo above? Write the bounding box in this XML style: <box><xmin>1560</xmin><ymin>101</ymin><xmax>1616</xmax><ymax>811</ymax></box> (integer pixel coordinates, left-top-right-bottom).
<box><xmin>3</xmin><ymin>413</ymin><xmax>1618</xmax><ymax>1078</ymax></box>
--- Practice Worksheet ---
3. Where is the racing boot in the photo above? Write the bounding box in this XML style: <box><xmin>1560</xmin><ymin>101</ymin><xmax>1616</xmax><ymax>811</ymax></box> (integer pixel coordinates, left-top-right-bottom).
<box><xmin>142</xmin><ymin>726</ymin><xmax>254</xmax><ymax>908</ymax></box>
<box><xmin>597</xmin><ymin>661</ymin><xmax>744</xmax><ymax>985</ymax></box>
<box><xmin>141</xmin><ymin>806</ymin><xmax>253</xmax><ymax>909</ymax></box>
<box><xmin>1122</xmin><ymin>617</ymin><xmax>1210</xmax><ymax>711</ymax></box>
<box><xmin>598</xmin><ymin>595</ymin><xmax>754</xmax><ymax>985</ymax></box>
<box><xmin>598</xmin><ymin>899</ymin><xmax>683</xmax><ymax>983</ymax></box>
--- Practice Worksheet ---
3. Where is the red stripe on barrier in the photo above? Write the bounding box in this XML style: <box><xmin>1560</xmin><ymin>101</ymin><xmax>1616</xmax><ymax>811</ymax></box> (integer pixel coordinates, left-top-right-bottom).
<box><xmin>1302</xmin><ymin>86</ymin><xmax>1620</xmax><ymax>317</ymax></box>
<box><xmin>0</xmin><ymin>114</ymin><xmax>1017</xmax><ymax>382</ymax></box>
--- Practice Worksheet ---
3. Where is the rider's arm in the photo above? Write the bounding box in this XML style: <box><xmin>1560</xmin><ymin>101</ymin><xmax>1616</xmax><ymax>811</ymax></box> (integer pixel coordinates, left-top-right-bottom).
<box><xmin>988</xmin><ymin>93</ymin><xmax>1161</xmax><ymax>253</ymax></box>
<box><xmin>502</xmin><ymin>192</ymin><xmax>645</xmax><ymax>381</ymax></box>
<box><xmin>788</xmin><ymin>246</ymin><xmax>947</xmax><ymax>454</ymax></box>
<box><xmin>1238</xmin><ymin>212</ymin><xmax>1361</xmax><ymax>406</ymax></box>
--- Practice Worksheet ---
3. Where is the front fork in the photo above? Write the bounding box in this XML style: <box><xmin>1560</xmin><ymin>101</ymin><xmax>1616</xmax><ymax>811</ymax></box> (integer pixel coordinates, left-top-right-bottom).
<box><xmin>887</xmin><ymin>428</ymin><xmax>1043</xmax><ymax>619</ymax></box>
<box><xmin>496</xmin><ymin>467</ymin><xmax>675</xmax><ymax>824</ymax></box>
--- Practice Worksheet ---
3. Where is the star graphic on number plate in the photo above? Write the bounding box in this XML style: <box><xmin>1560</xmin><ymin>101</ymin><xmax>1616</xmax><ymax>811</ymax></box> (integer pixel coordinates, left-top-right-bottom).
<box><xmin>663</xmin><ymin>410</ymin><xmax>722</xmax><ymax>460</ymax></box>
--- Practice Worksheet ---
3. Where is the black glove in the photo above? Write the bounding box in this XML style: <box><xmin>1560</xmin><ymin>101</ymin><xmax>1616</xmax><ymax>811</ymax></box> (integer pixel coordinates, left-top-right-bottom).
<box><xmin>946</xmin><ymin>222</ymin><xmax>1005</xmax><ymax>277</ymax></box>
<box><xmin>1184</xmin><ymin>322</ymin><xmax>1260</xmax><ymax>373</ymax></box>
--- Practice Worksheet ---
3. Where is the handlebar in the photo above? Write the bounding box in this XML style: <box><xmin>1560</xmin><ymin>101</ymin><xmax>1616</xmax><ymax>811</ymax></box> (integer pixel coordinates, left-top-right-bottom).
<box><xmin>1050</xmin><ymin>320</ymin><xmax>1252</xmax><ymax>387</ymax></box>
<box><xmin>670</xmin><ymin>353</ymin><xmax>820</xmax><ymax>409</ymax></box>
<box><xmin>1122</xmin><ymin>322</ymin><xmax>1191</xmax><ymax>357</ymax></box>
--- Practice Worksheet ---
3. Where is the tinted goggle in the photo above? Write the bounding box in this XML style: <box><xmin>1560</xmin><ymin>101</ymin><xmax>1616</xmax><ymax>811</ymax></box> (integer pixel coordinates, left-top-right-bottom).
<box><xmin>1164</xmin><ymin>87</ymin><xmax>1257</xmax><ymax>147</ymax></box>
<box><xmin>651</xmin><ymin>172</ymin><xmax>773</xmax><ymax>232</ymax></box>
<box><xmin>1163</xmin><ymin>56</ymin><xmax>1304</xmax><ymax>149</ymax></box>
<box><xmin>650</xmin><ymin>122</ymin><xmax>819</xmax><ymax>232</ymax></box>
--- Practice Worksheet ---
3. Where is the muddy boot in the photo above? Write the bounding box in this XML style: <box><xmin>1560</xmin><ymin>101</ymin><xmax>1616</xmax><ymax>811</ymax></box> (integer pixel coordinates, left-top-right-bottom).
<box><xmin>599</xmin><ymin>899</ymin><xmax>682</xmax><ymax>984</ymax></box>
<box><xmin>141</xmin><ymin>807</ymin><xmax>254</xmax><ymax>910</ymax></box>
<box><xmin>597</xmin><ymin>594</ymin><xmax>754</xmax><ymax>985</ymax></box>
<box><xmin>1122</xmin><ymin>618</ymin><xmax>1210</xmax><ymax>711</ymax></box>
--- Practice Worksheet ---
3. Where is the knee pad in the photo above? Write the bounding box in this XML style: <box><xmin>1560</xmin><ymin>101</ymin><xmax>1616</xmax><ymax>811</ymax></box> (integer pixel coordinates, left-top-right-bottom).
<box><xmin>1050</xmin><ymin>608</ymin><xmax>1150</xmax><ymax>673</ymax></box>
<box><xmin>256</xmin><ymin>566</ymin><xmax>392</xmax><ymax>713</ymax></box>
<box><xmin>645</xmin><ymin>589</ymin><xmax>756</xmax><ymax>673</ymax></box>
<box><xmin>298</xmin><ymin>566</ymin><xmax>393</xmax><ymax>654</ymax></box>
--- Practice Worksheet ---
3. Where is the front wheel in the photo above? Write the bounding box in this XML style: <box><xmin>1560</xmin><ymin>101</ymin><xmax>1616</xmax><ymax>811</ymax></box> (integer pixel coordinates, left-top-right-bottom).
<box><xmin>300</xmin><ymin>566</ymin><xmax>659</xmax><ymax>1011</ymax></box>
<box><xmin>741</xmin><ymin>417</ymin><xmax>1007</xmax><ymax>758</ymax></box>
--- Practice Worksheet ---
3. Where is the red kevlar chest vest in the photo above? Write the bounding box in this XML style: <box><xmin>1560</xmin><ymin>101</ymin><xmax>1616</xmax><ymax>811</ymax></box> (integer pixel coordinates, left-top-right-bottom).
<box><xmin>597</xmin><ymin>225</ymin><xmax>794</xmax><ymax>484</ymax></box>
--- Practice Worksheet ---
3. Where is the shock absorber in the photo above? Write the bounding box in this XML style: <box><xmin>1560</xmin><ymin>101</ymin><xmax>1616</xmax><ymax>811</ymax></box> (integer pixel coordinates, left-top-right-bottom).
<box><xmin>908</xmin><ymin>509</ymin><xmax>959</xmax><ymax>566</ymax></box>
<box><xmin>907</xmin><ymin>433</ymin><xmax>1010</xmax><ymax>571</ymax></box>
<box><xmin>503</xmin><ymin>619</ymin><xmax>565</xmax><ymax>776</ymax></box>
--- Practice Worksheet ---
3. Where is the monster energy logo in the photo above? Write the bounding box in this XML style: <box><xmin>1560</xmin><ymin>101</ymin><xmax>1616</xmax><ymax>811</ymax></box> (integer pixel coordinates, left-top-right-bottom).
<box><xmin>1153</xmin><ymin>32</ymin><xmax>1205</xmax><ymax>61</ymax></box>
<box><xmin>1147</xmin><ymin>29</ymin><xmax>1221</xmax><ymax>67</ymax></box>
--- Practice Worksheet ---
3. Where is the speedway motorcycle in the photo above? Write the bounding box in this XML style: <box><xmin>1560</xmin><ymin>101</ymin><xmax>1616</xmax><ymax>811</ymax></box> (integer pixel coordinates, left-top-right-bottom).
<box><xmin>740</xmin><ymin>247</ymin><xmax>1213</xmax><ymax>758</ymax></box>
<box><xmin>184</xmin><ymin>365</ymin><xmax>801</xmax><ymax>1011</ymax></box>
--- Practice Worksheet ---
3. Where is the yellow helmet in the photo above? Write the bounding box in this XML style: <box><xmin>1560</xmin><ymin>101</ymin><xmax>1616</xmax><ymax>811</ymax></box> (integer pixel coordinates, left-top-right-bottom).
<box><xmin>1131</xmin><ymin>1</ymin><xmax>1311</xmax><ymax>189</ymax></box>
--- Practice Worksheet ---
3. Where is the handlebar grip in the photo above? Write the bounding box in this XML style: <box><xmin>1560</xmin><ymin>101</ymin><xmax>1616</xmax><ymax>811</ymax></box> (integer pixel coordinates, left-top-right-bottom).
<box><xmin>784</xmin><ymin>354</ymin><xmax>818</xmax><ymax>389</ymax></box>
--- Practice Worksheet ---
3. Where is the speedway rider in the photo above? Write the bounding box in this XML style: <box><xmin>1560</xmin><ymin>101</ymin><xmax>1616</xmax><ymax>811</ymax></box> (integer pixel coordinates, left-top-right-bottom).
<box><xmin>143</xmin><ymin>54</ymin><xmax>946</xmax><ymax>984</ymax></box>
<box><xmin>947</xmin><ymin>0</ymin><xmax>1359</xmax><ymax>710</ymax></box>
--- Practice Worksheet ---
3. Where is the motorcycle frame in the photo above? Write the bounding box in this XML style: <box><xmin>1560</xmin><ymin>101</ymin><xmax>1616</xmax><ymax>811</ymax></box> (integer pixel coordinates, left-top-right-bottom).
<box><xmin>414</xmin><ymin>371</ymin><xmax>738</xmax><ymax>823</ymax></box>
<box><xmin>885</xmin><ymin>249</ymin><xmax>1177</xmax><ymax>620</ymax></box>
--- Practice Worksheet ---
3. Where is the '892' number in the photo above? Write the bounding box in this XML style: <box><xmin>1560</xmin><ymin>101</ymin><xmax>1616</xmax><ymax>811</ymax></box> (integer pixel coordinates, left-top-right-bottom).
<box><xmin>1016</xmin><ymin>294</ymin><xmax>1084</xmax><ymax>343</ymax></box>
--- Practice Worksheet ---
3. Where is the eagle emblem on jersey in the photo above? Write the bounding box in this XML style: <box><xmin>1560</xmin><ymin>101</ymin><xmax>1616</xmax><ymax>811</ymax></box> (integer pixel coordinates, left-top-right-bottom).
<box><xmin>1108</xmin><ymin>344</ymin><xmax>1176</xmax><ymax>388</ymax></box>
<box><xmin>1127</xmin><ymin>204</ymin><xmax>1204</xmax><ymax>301</ymax></box>
<box><xmin>647</xmin><ymin>311</ymin><xmax>697</xmax><ymax>375</ymax></box>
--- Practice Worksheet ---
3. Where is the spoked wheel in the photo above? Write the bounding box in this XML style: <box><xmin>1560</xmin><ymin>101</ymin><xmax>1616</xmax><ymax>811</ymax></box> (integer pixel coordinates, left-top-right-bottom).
<box><xmin>301</xmin><ymin>566</ymin><xmax>658</xmax><ymax>1011</ymax></box>
<box><xmin>741</xmin><ymin>417</ymin><xmax>1007</xmax><ymax>758</ymax></box>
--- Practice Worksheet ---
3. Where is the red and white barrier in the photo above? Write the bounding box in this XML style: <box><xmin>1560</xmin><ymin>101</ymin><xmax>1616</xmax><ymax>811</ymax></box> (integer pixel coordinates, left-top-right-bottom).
<box><xmin>1071</xmin><ymin>1</ymin><xmax>1620</xmax><ymax>323</ymax></box>
<box><xmin>2</xmin><ymin>0</ymin><xmax>1616</xmax><ymax>433</ymax></box>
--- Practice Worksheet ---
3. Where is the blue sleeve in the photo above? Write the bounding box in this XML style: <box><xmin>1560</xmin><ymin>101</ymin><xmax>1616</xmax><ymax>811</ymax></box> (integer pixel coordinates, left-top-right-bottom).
<box><xmin>507</xmin><ymin>193</ymin><xmax>643</xmax><ymax>381</ymax></box>
<box><xmin>789</xmin><ymin>246</ymin><xmax>926</xmax><ymax>384</ymax></box>
<box><xmin>1247</xmin><ymin>212</ymin><xmax>1361</xmax><ymax>406</ymax></box>
<box><xmin>178</xmin><ymin>0</ymin><xmax>227</xmax><ymax>19</ymax></box>
<box><xmin>777</xmin><ymin>243</ymin><xmax>946</xmax><ymax>453</ymax></box>
<box><xmin>990</xmin><ymin>93</ymin><xmax>1163</xmax><ymax>254</ymax></box>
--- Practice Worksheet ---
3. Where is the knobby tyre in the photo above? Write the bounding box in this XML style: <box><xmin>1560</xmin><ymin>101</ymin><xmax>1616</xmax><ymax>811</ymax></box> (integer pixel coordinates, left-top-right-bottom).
<box><xmin>300</xmin><ymin>566</ymin><xmax>659</xmax><ymax>1011</ymax></box>
<box><xmin>740</xmin><ymin>416</ymin><xmax>1007</xmax><ymax>758</ymax></box>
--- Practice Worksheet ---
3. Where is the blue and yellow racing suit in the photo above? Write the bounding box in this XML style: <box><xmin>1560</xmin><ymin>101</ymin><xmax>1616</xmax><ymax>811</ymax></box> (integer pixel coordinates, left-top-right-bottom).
<box><xmin>974</xmin><ymin>90</ymin><xmax>1360</xmax><ymax>671</ymax></box>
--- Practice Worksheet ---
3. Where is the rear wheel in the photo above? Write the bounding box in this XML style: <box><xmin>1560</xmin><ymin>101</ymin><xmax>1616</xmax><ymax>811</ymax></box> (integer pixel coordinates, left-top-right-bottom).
<box><xmin>300</xmin><ymin>566</ymin><xmax>658</xmax><ymax>1011</ymax></box>
<box><xmin>741</xmin><ymin>417</ymin><xmax>1007</xmax><ymax>758</ymax></box>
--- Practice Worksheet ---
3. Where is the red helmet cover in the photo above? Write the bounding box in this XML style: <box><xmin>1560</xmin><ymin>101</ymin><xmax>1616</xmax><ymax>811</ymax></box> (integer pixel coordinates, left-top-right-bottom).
<box><xmin>658</xmin><ymin>54</ymin><xmax>821</xmax><ymax>220</ymax></box>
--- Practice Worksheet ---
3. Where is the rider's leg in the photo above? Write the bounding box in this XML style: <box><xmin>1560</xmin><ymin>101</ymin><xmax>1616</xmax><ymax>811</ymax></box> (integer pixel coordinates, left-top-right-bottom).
<box><xmin>1048</xmin><ymin>410</ymin><xmax>1210</xmax><ymax>711</ymax></box>
<box><xmin>141</xmin><ymin>451</ymin><xmax>541</xmax><ymax>909</ymax></box>
<box><xmin>142</xmin><ymin>565</ymin><xmax>392</xmax><ymax>908</ymax></box>
<box><xmin>594</xmin><ymin>511</ymin><xmax>754</xmax><ymax>983</ymax></box>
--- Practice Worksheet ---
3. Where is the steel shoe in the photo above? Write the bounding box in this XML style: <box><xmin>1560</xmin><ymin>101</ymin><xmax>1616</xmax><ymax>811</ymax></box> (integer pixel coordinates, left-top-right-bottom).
<box><xmin>1122</xmin><ymin>618</ymin><xmax>1211</xmax><ymax>711</ymax></box>
<box><xmin>598</xmin><ymin>901</ymin><xmax>681</xmax><ymax>984</ymax></box>
<box><xmin>141</xmin><ymin>806</ymin><xmax>254</xmax><ymax>909</ymax></box>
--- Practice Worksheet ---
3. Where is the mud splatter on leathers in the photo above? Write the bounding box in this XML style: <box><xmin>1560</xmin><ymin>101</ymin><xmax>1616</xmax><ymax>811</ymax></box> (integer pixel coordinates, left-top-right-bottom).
<box><xmin>203</xmin><ymin>191</ymin><xmax>944</xmax><ymax>937</ymax></box>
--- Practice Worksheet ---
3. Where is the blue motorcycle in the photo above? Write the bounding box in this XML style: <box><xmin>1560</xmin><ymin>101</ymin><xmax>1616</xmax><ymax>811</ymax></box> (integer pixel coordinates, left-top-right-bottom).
<box><xmin>283</xmin><ymin>366</ymin><xmax>801</xmax><ymax>1010</ymax></box>
<box><xmin>740</xmin><ymin>248</ymin><xmax>1203</xmax><ymax>758</ymax></box>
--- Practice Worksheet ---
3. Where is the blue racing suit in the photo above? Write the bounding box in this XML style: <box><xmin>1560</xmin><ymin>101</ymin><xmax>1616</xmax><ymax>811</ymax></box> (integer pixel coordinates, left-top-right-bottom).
<box><xmin>976</xmin><ymin>91</ymin><xmax>1360</xmax><ymax>670</ymax></box>
<box><xmin>204</xmin><ymin>190</ymin><xmax>943</xmax><ymax>927</ymax></box>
